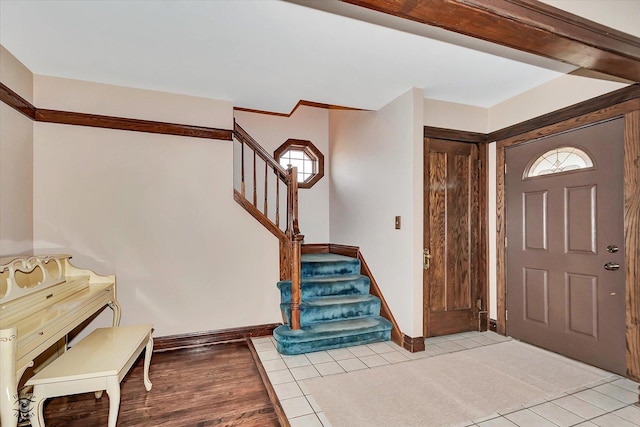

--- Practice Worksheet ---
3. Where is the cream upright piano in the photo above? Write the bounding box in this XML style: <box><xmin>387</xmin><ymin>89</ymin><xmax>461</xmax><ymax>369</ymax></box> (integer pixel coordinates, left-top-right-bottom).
<box><xmin>0</xmin><ymin>254</ymin><xmax>121</xmax><ymax>427</ymax></box>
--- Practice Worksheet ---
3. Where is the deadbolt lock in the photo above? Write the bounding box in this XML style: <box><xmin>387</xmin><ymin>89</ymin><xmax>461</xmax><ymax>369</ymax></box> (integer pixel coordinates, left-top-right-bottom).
<box><xmin>423</xmin><ymin>249</ymin><xmax>432</xmax><ymax>270</ymax></box>
<box><xmin>604</xmin><ymin>262</ymin><xmax>620</xmax><ymax>271</ymax></box>
<box><xmin>606</xmin><ymin>245</ymin><xmax>619</xmax><ymax>253</ymax></box>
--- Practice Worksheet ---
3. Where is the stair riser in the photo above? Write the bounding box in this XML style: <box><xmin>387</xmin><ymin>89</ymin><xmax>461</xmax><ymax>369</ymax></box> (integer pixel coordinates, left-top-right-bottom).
<box><xmin>281</xmin><ymin>298</ymin><xmax>381</xmax><ymax>326</ymax></box>
<box><xmin>278</xmin><ymin>278</ymin><xmax>370</xmax><ymax>303</ymax></box>
<box><xmin>301</xmin><ymin>260</ymin><xmax>360</xmax><ymax>278</ymax></box>
<box><xmin>276</xmin><ymin>330</ymin><xmax>391</xmax><ymax>355</ymax></box>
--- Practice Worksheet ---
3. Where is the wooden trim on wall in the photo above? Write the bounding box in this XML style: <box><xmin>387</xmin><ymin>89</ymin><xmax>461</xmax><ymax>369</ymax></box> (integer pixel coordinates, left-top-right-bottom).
<box><xmin>234</xmin><ymin>99</ymin><xmax>365</xmax><ymax>117</ymax></box>
<box><xmin>495</xmin><ymin>145</ymin><xmax>507</xmax><ymax>336</ymax></box>
<box><xmin>488</xmin><ymin>84</ymin><xmax>640</xmax><ymax>142</ymax></box>
<box><xmin>153</xmin><ymin>323</ymin><xmax>280</xmax><ymax>352</ymax></box>
<box><xmin>301</xmin><ymin>244</ymin><xmax>331</xmax><ymax>254</ymax></box>
<box><xmin>301</xmin><ymin>243</ymin><xmax>408</xmax><ymax>349</ymax></box>
<box><xmin>357</xmin><ymin>250</ymin><xmax>406</xmax><ymax>349</ymax></box>
<box><xmin>341</xmin><ymin>0</ymin><xmax>640</xmax><ymax>82</ymax></box>
<box><xmin>424</xmin><ymin>126</ymin><xmax>487</xmax><ymax>143</ymax></box>
<box><xmin>624</xmin><ymin>110</ymin><xmax>640</xmax><ymax>380</ymax></box>
<box><xmin>0</xmin><ymin>82</ymin><xmax>35</xmax><ymax>120</ymax></box>
<box><xmin>402</xmin><ymin>334</ymin><xmax>426</xmax><ymax>352</ymax></box>
<box><xmin>36</xmin><ymin>109</ymin><xmax>233</xmax><ymax>140</ymax></box>
<box><xmin>496</xmin><ymin>100</ymin><xmax>639</xmax><ymax>151</ymax></box>
<box><xmin>0</xmin><ymin>82</ymin><xmax>233</xmax><ymax>140</ymax></box>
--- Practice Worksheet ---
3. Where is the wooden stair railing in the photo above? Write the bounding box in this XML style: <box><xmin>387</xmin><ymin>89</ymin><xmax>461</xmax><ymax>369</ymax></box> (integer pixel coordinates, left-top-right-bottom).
<box><xmin>233</xmin><ymin>120</ymin><xmax>303</xmax><ymax>330</ymax></box>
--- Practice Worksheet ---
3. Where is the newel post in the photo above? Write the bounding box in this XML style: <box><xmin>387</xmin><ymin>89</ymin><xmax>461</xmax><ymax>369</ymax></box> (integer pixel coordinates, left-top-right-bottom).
<box><xmin>287</xmin><ymin>167</ymin><xmax>303</xmax><ymax>330</ymax></box>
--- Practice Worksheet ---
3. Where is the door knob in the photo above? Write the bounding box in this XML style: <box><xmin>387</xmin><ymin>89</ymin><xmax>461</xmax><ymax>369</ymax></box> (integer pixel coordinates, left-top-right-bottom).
<box><xmin>604</xmin><ymin>262</ymin><xmax>620</xmax><ymax>271</ymax></box>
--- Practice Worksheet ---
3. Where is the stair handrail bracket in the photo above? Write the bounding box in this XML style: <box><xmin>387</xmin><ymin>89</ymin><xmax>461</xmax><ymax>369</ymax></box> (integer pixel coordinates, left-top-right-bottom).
<box><xmin>232</xmin><ymin>120</ymin><xmax>303</xmax><ymax>330</ymax></box>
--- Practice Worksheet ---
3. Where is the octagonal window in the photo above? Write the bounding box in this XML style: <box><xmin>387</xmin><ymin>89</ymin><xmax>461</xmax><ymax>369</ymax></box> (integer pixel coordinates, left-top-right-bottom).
<box><xmin>274</xmin><ymin>139</ymin><xmax>324</xmax><ymax>189</ymax></box>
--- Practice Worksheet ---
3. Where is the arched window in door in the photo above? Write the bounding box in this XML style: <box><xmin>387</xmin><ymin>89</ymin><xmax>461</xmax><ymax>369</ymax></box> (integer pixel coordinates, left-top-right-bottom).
<box><xmin>525</xmin><ymin>146</ymin><xmax>595</xmax><ymax>178</ymax></box>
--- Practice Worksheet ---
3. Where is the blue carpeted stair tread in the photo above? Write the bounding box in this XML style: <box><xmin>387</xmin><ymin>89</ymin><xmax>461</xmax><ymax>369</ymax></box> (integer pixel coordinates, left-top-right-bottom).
<box><xmin>277</xmin><ymin>274</ymin><xmax>370</xmax><ymax>303</ymax></box>
<box><xmin>296</xmin><ymin>274</ymin><xmax>364</xmax><ymax>283</ymax></box>
<box><xmin>303</xmin><ymin>294</ymin><xmax>377</xmax><ymax>305</ymax></box>
<box><xmin>273</xmin><ymin>316</ymin><xmax>392</xmax><ymax>355</ymax></box>
<box><xmin>300</xmin><ymin>253</ymin><xmax>361</xmax><ymax>278</ymax></box>
<box><xmin>274</xmin><ymin>252</ymin><xmax>393</xmax><ymax>355</ymax></box>
<box><xmin>276</xmin><ymin>316</ymin><xmax>391</xmax><ymax>337</ymax></box>
<box><xmin>280</xmin><ymin>294</ymin><xmax>381</xmax><ymax>326</ymax></box>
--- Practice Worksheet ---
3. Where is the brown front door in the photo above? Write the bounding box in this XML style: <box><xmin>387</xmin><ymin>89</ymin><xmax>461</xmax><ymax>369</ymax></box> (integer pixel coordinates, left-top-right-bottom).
<box><xmin>506</xmin><ymin>118</ymin><xmax>626</xmax><ymax>374</ymax></box>
<box><xmin>424</xmin><ymin>138</ymin><xmax>479</xmax><ymax>337</ymax></box>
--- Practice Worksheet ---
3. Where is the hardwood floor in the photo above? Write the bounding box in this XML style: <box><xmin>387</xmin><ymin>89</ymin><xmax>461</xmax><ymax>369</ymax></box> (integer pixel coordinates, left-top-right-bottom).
<box><xmin>38</xmin><ymin>341</ymin><xmax>283</xmax><ymax>426</ymax></box>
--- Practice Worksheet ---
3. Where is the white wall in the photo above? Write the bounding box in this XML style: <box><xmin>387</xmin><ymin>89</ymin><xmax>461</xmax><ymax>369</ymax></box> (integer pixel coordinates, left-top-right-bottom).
<box><xmin>329</xmin><ymin>88</ymin><xmax>424</xmax><ymax>337</ymax></box>
<box><xmin>424</xmin><ymin>98</ymin><xmax>488</xmax><ymax>133</ymax></box>
<box><xmin>488</xmin><ymin>73</ymin><xmax>629</xmax><ymax>131</ymax></box>
<box><xmin>233</xmin><ymin>106</ymin><xmax>330</xmax><ymax>243</ymax></box>
<box><xmin>0</xmin><ymin>45</ymin><xmax>34</xmax><ymax>256</ymax></box>
<box><xmin>31</xmin><ymin>76</ymin><xmax>282</xmax><ymax>338</ymax></box>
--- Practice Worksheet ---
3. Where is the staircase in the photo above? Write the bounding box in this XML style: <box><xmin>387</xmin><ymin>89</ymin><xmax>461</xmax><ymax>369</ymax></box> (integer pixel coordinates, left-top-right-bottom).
<box><xmin>273</xmin><ymin>253</ymin><xmax>392</xmax><ymax>355</ymax></box>
<box><xmin>232</xmin><ymin>121</ymin><xmax>393</xmax><ymax>355</ymax></box>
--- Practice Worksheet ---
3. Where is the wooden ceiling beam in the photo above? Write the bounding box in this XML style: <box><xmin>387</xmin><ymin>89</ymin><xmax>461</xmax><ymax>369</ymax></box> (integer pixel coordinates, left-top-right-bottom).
<box><xmin>340</xmin><ymin>0</ymin><xmax>640</xmax><ymax>82</ymax></box>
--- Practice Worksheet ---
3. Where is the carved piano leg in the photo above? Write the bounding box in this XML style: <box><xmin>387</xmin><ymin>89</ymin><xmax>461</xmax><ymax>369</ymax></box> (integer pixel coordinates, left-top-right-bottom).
<box><xmin>0</xmin><ymin>327</ymin><xmax>18</xmax><ymax>427</ymax></box>
<box><xmin>143</xmin><ymin>335</ymin><xmax>154</xmax><ymax>391</ymax></box>
<box><xmin>28</xmin><ymin>396</ymin><xmax>46</xmax><ymax>427</ymax></box>
<box><xmin>108</xmin><ymin>300</ymin><xmax>122</xmax><ymax>327</ymax></box>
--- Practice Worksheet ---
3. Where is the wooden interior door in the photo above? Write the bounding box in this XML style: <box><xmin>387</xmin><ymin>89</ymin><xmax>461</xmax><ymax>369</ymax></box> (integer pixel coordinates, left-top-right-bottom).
<box><xmin>424</xmin><ymin>138</ymin><xmax>479</xmax><ymax>337</ymax></box>
<box><xmin>505</xmin><ymin>118</ymin><xmax>626</xmax><ymax>374</ymax></box>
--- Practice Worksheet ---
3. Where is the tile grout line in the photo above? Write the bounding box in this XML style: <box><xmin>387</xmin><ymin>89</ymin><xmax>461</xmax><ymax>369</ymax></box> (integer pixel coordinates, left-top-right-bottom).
<box><xmin>253</xmin><ymin>332</ymin><xmax>640</xmax><ymax>427</ymax></box>
<box><xmin>471</xmin><ymin>375</ymin><xmax>639</xmax><ymax>426</ymax></box>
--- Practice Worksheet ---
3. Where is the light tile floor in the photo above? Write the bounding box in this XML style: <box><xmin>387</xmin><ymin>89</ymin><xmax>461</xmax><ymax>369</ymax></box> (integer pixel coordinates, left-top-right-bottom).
<box><xmin>252</xmin><ymin>332</ymin><xmax>640</xmax><ymax>427</ymax></box>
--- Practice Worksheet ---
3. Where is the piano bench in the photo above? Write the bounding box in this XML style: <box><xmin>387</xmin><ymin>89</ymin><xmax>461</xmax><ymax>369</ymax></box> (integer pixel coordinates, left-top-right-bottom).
<box><xmin>26</xmin><ymin>324</ymin><xmax>154</xmax><ymax>427</ymax></box>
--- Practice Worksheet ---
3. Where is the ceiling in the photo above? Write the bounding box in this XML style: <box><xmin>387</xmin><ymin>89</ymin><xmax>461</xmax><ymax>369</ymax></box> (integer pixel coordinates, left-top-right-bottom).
<box><xmin>0</xmin><ymin>0</ymin><xmax>630</xmax><ymax>114</ymax></box>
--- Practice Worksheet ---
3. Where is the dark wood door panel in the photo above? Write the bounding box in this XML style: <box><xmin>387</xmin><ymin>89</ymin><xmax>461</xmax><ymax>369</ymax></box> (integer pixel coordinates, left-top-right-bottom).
<box><xmin>428</xmin><ymin>151</ymin><xmax>447</xmax><ymax>313</ymax></box>
<box><xmin>448</xmin><ymin>152</ymin><xmax>471</xmax><ymax>311</ymax></box>
<box><xmin>429</xmin><ymin>310</ymin><xmax>476</xmax><ymax>337</ymax></box>
<box><xmin>424</xmin><ymin>139</ymin><xmax>479</xmax><ymax>337</ymax></box>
